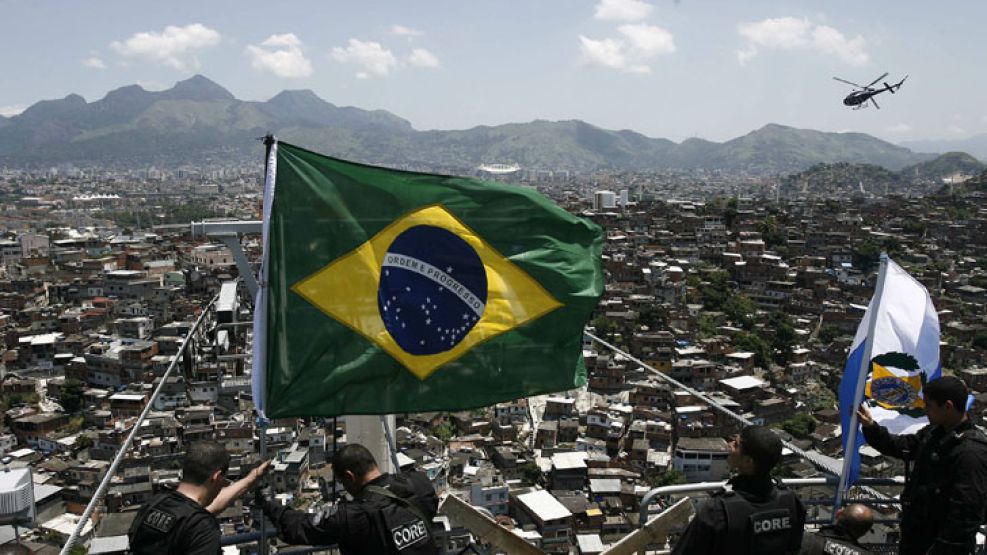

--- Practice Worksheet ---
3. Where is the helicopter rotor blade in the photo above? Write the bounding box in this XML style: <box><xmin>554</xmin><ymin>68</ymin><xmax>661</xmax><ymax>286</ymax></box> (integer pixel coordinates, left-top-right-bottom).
<box><xmin>871</xmin><ymin>97</ymin><xmax>880</xmax><ymax>110</ymax></box>
<box><xmin>866</xmin><ymin>72</ymin><xmax>889</xmax><ymax>88</ymax></box>
<box><xmin>833</xmin><ymin>76</ymin><xmax>864</xmax><ymax>88</ymax></box>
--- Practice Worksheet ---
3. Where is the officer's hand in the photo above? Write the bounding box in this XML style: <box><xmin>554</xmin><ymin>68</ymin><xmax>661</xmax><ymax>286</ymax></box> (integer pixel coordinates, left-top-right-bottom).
<box><xmin>857</xmin><ymin>404</ymin><xmax>875</xmax><ymax>427</ymax></box>
<box><xmin>243</xmin><ymin>459</ymin><xmax>273</xmax><ymax>488</ymax></box>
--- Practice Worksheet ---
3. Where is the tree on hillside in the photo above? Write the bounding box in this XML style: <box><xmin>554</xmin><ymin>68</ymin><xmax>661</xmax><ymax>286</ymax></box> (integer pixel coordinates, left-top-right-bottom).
<box><xmin>757</xmin><ymin>216</ymin><xmax>786</xmax><ymax>249</ymax></box>
<box><xmin>697</xmin><ymin>314</ymin><xmax>718</xmax><ymax>339</ymax></box>
<box><xmin>60</xmin><ymin>379</ymin><xmax>85</xmax><ymax>414</ymax></box>
<box><xmin>700</xmin><ymin>271</ymin><xmax>731</xmax><ymax>311</ymax></box>
<box><xmin>854</xmin><ymin>240</ymin><xmax>882</xmax><ymax>274</ymax></box>
<box><xmin>781</xmin><ymin>413</ymin><xmax>818</xmax><ymax>439</ymax></box>
<box><xmin>75</xmin><ymin>435</ymin><xmax>93</xmax><ymax>450</ymax></box>
<box><xmin>817</xmin><ymin>324</ymin><xmax>844</xmax><ymax>345</ymax></box>
<box><xmin>636</xmin><ymin>305</ymin><xmax>666</xmax><ymax>331</ymax></box>
<box><xmin>593</xmin><ymin>315</ymin><xmax>619</xmax><ymax>343</ymax></box>
<box><xmin>734</xmin><ymin>332</ymin><xmax>773</xmax><ymax>369</ymax></box>
<box><xmin>432</xmin><ymin>421</ymin><xmax>455</xmax><ymax>442</ymax></box>
<box><xmin>854</xmin><ymin>237</ymin><xmax>903</xmax><ymax>274</ymax></box>
<box><xmin>723</xmin><ymin>294</ymin><xmax>756</xmax><ymax>329</ymax></box>
<box><xmin>724</xmin><ymin>198</ymin><xmax>739</xmax><ymax>229</ymax></box>
<box><xmin>768</xmin><ymin>312</ymin><xmax>797</xmax><ymax>364</ymax></box>
<box><xmin>648</xmin><ymin>468</ymin><xmax>687</xmax><ymax>488</ymax></box>
<box><xmin>520</xmin><ymin>462</ymin><xmax>544</xmax><ymax>486</ymax></box>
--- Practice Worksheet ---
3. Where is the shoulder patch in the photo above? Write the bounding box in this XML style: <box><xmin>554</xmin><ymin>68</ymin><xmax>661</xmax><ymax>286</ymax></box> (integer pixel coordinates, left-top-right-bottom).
<box><xmin>143</xmin><ymin>508</ymin><xmax>177</xmax><ymax>533</ymax></box>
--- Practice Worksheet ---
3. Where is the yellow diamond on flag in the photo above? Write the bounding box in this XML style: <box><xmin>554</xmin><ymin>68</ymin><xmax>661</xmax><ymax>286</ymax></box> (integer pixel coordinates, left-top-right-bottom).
<box><xmin>292</xmin><ymin>204</ymin><xmax>563</xmax><ymax>380</ymax></box>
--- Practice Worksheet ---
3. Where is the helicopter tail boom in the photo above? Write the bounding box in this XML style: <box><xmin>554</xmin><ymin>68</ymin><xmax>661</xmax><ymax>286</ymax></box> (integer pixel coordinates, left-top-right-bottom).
<box><xmin>885</xmin><ymin>76</ymin><xmax>908</xmax><ymax>94</ymax></box>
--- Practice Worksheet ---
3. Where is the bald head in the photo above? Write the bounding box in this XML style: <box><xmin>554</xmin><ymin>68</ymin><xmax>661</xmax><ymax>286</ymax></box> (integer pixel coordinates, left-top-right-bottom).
<box><xmin>0</xmin><ymin>543</ymin><xmax>30</xmax><ymax>555</ymax></box>
<box><xmin>837</xmin><ymin>503</ymin><xmax>874</xmax><ymax>539</ymax></box>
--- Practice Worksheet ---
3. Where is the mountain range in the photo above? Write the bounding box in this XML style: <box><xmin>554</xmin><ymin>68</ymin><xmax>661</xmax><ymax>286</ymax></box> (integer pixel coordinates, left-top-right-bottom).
<box><xmin>899</xmin><ymin>134</ymin><xmax>987</xmax><ymax>164</ymax></box>
<box><xmin>0</xmin><ymin>75</ymin><xmax>971</xmax><ymax>174</ymax></box>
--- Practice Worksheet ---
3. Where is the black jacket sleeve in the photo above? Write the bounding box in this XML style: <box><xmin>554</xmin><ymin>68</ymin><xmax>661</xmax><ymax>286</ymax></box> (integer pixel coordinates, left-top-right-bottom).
<box><xmin>265</xmin><ymin>499</ymin><xmax>372</xmax><ymax>547</ymax></box>
<box><xmin>860</xmin><ymin>422</ymin><xmax>922</xmax><ymax>460</ymax></box>
<box><xmin>929</xmin><ymin>446</ymin><xmax>987</xmax><ymax>555</ymax></box>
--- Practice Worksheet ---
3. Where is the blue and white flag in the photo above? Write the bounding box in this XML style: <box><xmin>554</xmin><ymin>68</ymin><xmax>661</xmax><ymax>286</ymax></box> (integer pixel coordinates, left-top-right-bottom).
<box><xmin>838</xmin><ymin>258</ymin><xmax>940</xmax><ymax>486</ymax></box>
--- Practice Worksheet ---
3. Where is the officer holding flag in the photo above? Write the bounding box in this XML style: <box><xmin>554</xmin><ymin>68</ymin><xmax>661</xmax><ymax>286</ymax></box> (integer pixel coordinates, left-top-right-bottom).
<box><xmin>858</xmin><ymin>376</ymin><xmax>987</xmax><ymax>555</ymax></box>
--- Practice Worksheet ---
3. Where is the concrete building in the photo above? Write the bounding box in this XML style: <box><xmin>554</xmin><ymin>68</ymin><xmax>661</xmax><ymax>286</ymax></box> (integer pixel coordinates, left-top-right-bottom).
<box><xmin>515</xmin><ymin>489</ymin><xmax>574</xmax><ymax>555</ymax></box>
<box><xmin>673</xmin><ymin>436</ymin><xmax>731</xmax><ymax>482</ymax></box>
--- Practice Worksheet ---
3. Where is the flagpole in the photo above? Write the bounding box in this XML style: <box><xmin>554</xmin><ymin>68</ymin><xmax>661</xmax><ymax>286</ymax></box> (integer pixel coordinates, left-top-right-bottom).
<box><xmin>834</xmin><ymin>252</ymin><xmax>890</xmax><ymax>514</ymax></box>
<box><xmin>255</xmin><ymin>133</ymin><xmax>277</xmax><ymax>555</ymax></box>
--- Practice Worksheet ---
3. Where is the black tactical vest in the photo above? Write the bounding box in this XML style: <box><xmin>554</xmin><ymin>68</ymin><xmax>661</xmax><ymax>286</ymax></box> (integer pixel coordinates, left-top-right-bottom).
<box><xmin>720</xmin><ymin>483</ymin><xmax>802</xmax><ymax>554</ymax></box>
<box><xmin>128</xmin><ymin>491</ymin><xmax>212</xmax><ymax>555</ymax></box>
<box><xmin>360</xmin><ymin>480</ymin><xmax>438</xmax><ymax>555</ymax></box>
<box><xmin>802</xmin><ymin>530</ymin><xmax>872</xmax><ymax>555</ymax></box>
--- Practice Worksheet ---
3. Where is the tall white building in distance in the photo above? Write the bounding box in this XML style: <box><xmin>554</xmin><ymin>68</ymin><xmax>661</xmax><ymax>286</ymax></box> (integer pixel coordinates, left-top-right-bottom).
<box><xmin>593</xmin><ymin>190</ymin><xmax>616</xmax><ymax>210</ymax></box>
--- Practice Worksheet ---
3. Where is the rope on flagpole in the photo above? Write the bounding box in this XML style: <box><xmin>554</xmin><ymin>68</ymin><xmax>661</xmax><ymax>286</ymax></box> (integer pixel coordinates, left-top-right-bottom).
<box><xmin>59</xmin><ymin>294</ymin><xmax>218</xmax><ymax>555</ymax></box>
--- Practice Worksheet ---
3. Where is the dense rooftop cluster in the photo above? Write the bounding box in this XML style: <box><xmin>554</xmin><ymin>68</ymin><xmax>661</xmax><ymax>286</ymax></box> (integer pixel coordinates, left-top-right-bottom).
<box><xmin>0</xmin><ymin>167</ymin><xmax>986</xmax><ymax>552</ymax></box>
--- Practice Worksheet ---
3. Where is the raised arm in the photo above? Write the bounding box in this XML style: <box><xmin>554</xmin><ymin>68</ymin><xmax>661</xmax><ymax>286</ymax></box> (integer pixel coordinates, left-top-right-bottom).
<box><xmin>857</xmin><ymin>405</ymin><xmax>922</xmax><ymax>460</ymax></box>
<box><xmin>264</xmin><ymin>498</ymin><xmax>372</xmax><ymax>547</ymax></box>
<box><xmin>206</xmin><ymin>459</ymin><xmax>272</xmax><ymax>514</ymax></box>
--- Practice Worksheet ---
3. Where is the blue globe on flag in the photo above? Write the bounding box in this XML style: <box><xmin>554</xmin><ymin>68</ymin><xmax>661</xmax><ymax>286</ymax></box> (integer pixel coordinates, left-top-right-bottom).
<box><xmin>378</xmin><ymin>225</ymin><xmax>488</xmax><ymax>355</ymax></box>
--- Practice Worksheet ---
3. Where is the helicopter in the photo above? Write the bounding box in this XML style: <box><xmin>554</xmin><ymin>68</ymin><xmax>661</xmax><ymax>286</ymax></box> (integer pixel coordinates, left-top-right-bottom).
<box><xmin>833</xmin><ymin>72</ymin><xmax>908</xmax><ymax>109</ymax></box>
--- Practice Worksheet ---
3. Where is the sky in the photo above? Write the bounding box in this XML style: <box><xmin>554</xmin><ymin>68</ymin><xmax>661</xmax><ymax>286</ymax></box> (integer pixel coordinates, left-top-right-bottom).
<box><xmin>1</xmin><ymin>0</ymin><xmax>985</xmax><ymax>143</ymax></box>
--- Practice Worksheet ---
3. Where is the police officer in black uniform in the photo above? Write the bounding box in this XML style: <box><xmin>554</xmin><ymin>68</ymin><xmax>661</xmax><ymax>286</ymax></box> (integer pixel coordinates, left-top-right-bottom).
<box><xmin>858</xmin><ymin>375</ymin><xmax>987</xmax><ymax>555</ymax></box>
<box><xmin>264</xmin><ymin>443</ymin><xmax>439</xmax><ymax>555</ymax></box>
<box><xmin>129</xmin><ymin>440</ymin><xmax>271</xmax><ymax>555</ymax></box>
<box><xmin>672</xmin><ymin>425</ymin><xmax>806</xmax><ymax>554</ymax></box>
<box><xmin>799</xmin><ymin>503</ymin><xmax>874</xmax><ymax>555</ymax></box>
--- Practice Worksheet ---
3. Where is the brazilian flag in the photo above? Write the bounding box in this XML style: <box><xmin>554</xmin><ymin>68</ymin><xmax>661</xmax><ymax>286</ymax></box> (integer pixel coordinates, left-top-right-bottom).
<box><xmin>252</xmin><ymin>141</ymin><xmax>604</xmax><ymax>417</ymax></box>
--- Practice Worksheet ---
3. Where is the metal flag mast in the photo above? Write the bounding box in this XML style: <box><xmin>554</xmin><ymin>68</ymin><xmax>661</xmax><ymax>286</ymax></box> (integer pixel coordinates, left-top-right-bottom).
<box><xmin>834</xmin><ymin>252</ymin><xmax>890</xmax><ymax>513</ymax></box>
<box><xmin>254</xmin><ymin>133</ymin><xmax>278</xmax><ymax>555</ymax></box>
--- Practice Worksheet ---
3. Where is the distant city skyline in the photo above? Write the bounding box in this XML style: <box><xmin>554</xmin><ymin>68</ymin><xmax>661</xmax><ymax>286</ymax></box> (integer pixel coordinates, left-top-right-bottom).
<box><xmin>1</xmin><ymin>0</ymin><xmax>985</xmax><ymax>143</ymax></box>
